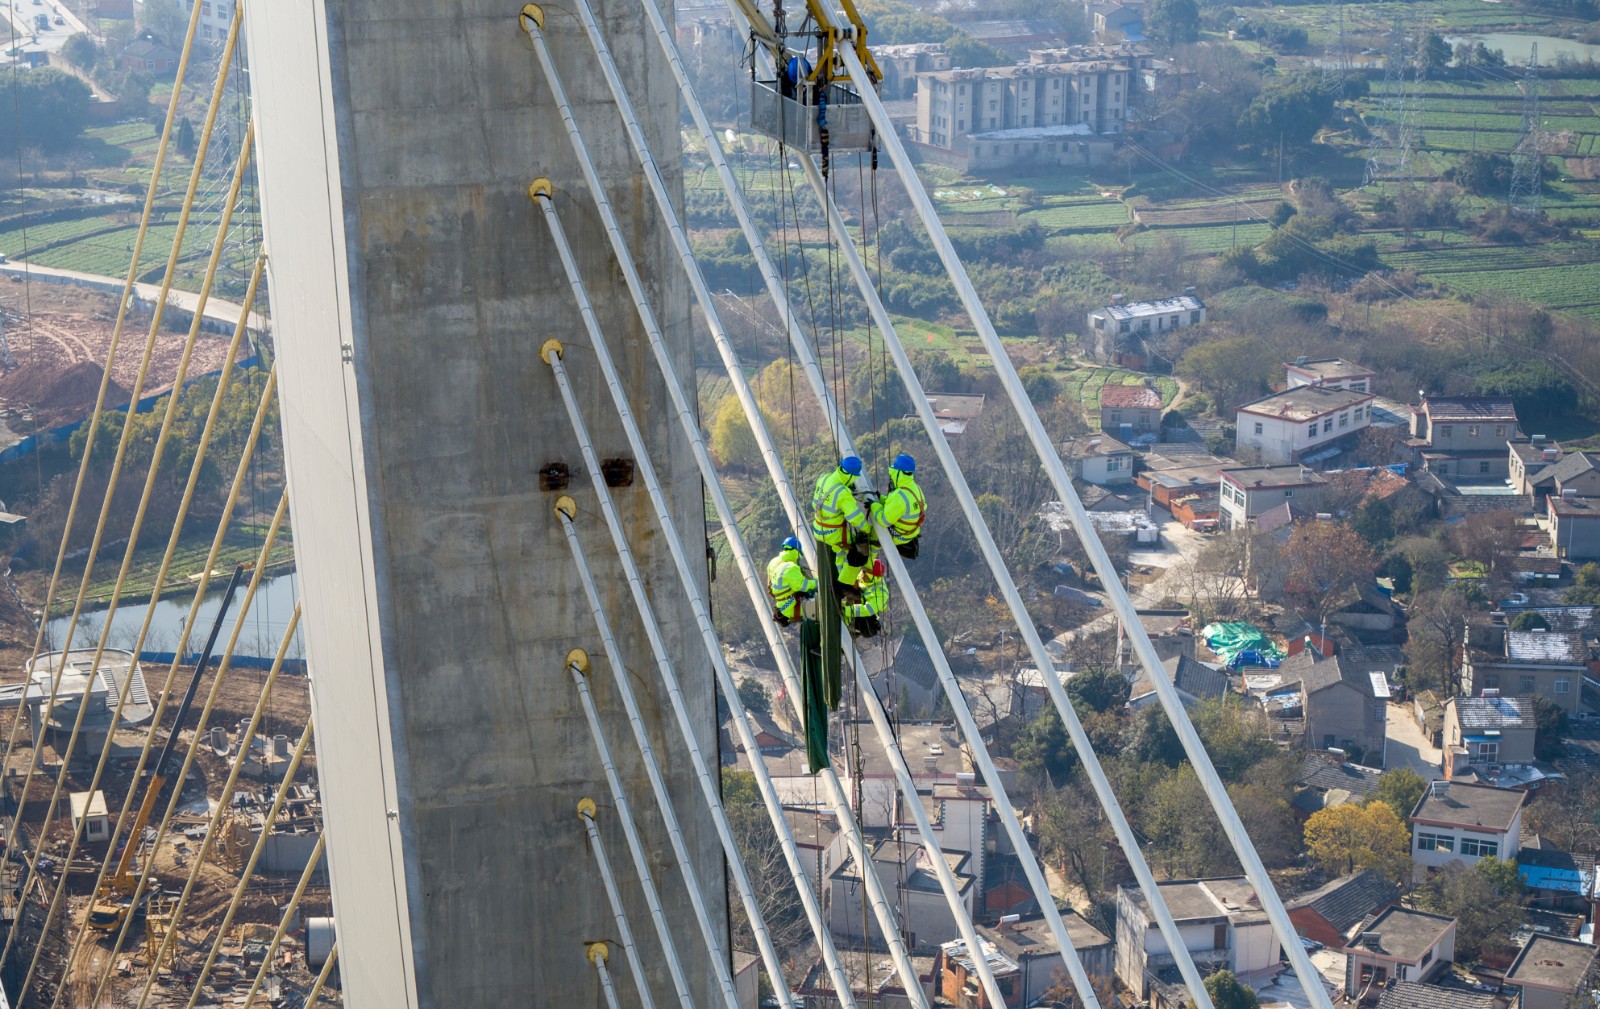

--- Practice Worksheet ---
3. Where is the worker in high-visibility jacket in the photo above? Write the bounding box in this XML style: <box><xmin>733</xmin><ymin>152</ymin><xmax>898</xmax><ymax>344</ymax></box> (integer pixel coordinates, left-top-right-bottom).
<box><xmin>767</xmin><ymin>536</ymin><xmax>817</xmax><ymax>626</ymax></box>
<box><xmin>871</xmin><ymin>454</ymin><xmax>925</xmax><ymax>560</ymax></box>
<box><xmin>843</xmin><ymin>557</ymin><xmax>889</xmax><ymax>638</ymax></box>
<box><xmin>813</xmin><ymin>455</ymin><xmax>871</xmax><ymax>599</ymax></box>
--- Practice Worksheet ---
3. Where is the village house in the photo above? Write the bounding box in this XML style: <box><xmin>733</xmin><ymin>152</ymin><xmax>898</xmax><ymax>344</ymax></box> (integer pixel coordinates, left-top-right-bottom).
<box><xmin>1292</xmin><ymin>753</ymin><xmax>1383</xmax><ymax>817</ymax></box>
<box><xmin>1509</xmin><ymin>435</ymin><xmax>1565</xmax><ymax>501</ymax></box>
<box><xmin>1284</xmin><ymin>357</ymin><xmax>1376</xmax><ymax>393</ymax></box>
<box><xmin>829</xmin><ymin>837</ymin><xmax>975</xmax><ymax>949</ymax></box>
<box><xmin>1549</xmin><ymin>493</ymin><xmax>1600</xmax><ymax>561</ymax></box>
<box><xmin>1113</xmin><ymin>877</ymin><xmax>1281</xmax><ymax>1003</ymax></box>
<box><xmin>1409</xmin><ymin>781</ymin><xmax>1525</xmax><ymax>877</ymax></box>
<box><xmin>1376</xmin><ymin>980</ymin><xmax>1502</xmax><ymax>1009</ymax></box>
<box><xmin>1099</xmin><ymin>383</ymin><xmax>1164</xmax><ymax>439</ymax></box>
<box><xmin>876</xmin><ymin>42</ymin><xmax>952</xmax><ymax>100</ymax></box>
<box><xmin>799</xmin><ymin>953</ymin><xmax>938</xmax><ymax>1009</ymax></box>
<box><xmin>783</xmin><ymin>807</ymin><xmax>846</xmax><ymax>890</ymax></box>
<box><xmin>1504</xmin><ymin>934</ymin><xmax>1597</xmax><ymax>1009</ymax></box>
<box><xmin>1462</xmin><ymin>628</ymin><xmax>1588</xmax><ymax>713</ymax></box>
<box><xmin>1127</xmin><ymin>655</ymin><xmax>1229</xmax><ymax>710</ymax></box>
<box><xmin>1086</xmin><ymin>294</ymin><xmax>1205</xmax><ymax>367</ymax></box>
<box><xmin>1270</xmin><ymin>646</ymin><xmax>1389</xmax><ymax>765</ymax></box>
<box><xmin>1235</xmin><ymin>385</ymin><xmax>1375</xmax><ymax>465</ymax></box>
<box><xmin>922</xmin><ymin>393</ymin><xmax>986</xmax><ymax>437</ymax></box>
<box><xmin>936</xmin><ymin>912</ymin><xmax>1113</xmax><ymax>1008</ymax></box>
<box><xmin>1342</xmin><ymin>907</ymin><xmax>1457</xmax><ymax>998</ymax></box>
<box><xmin>1517</xmin><ymin>841</ymin><xmax>1598</xmax><ymax>915</ymax></box>
<box><xmin>1062</xmin><ymin>433</ymin><xmax>1136</xmax><ymax>485</ymax></box>
<box><xmin>1410</xmin><ymin>396</ymin><xmax>1521</xmax><ymax>480</ymax></box>
<box><xmin>1441</xmin><ymin>694</ymin><xmax>1536</xmax><ymax>779</ymax></box>
<box><xmin>1219</xmin><ymin>465</ymin><xmax>1327</xmax><ymax>530</ymax></box>
<box><xmin>1284</xmin><ymin>869</ymin><xmax>1400</xmax><ymax>948</ymax></box>
<box><xmin>120</xmin><ymin>37</ymin><xmax>179</xmax><ymax>74</ymax></box>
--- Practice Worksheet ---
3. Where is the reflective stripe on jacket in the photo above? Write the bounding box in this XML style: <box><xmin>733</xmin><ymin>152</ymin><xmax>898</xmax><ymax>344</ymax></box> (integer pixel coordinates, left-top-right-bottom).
<box><xmin>812</xmin><ymin>468</ymin><xmax>867</xmax><ymax>545</ymax></box>
<box><xmin>767</xmin><ymin>551</ymin><xmax>816</xmax><ymax>617</ymax></box>
<box><xmin>843</xmin><ymin>575</ymin><xmax>889</xmax><ymax>620</ymax></box>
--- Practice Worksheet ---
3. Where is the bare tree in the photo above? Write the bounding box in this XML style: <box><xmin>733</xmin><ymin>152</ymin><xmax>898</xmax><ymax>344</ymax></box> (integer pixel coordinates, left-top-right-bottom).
<box><xmin>1282</xmin><ymin>520</ymin><xmax>1379</xmax><ymax>626</ymax></box>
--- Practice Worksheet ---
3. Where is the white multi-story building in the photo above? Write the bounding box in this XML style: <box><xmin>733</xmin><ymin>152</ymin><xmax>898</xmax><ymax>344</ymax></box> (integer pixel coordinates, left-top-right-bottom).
<box><xmin>1218</xmin><ymin>465</ymin><xmax>1327</xmax><ymax>530</ymax></box>
<box><xmin>179</xmin><ymin>0</ymin><xmax>238</xmax><ymax>41</ymax></box>
<box><xmin>1114</xmin><ymin>877</ymin><xmax>1282</xmax><ymax>1002</ymax></box>
<box><xmin>1235</xmin><ymin>385</ymin><xmax>1375</xmax><ymax>465</ymax></box>
<box><xmin>1284</xmin><ymin>357</ymin><xmax>1376</xmax><ymax>393</ymax></box>
<box><xmin>1409</xmin><ymin>780</ymin><xmax>1524</xmax><ymax>879</ymax></box>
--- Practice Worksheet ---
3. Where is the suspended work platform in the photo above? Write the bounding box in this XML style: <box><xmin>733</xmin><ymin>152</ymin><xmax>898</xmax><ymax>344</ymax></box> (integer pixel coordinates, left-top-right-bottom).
<box><xmin>749</xmin><ymin>78</ymin><xmax>874</xmax><ymax>152</ymax></box>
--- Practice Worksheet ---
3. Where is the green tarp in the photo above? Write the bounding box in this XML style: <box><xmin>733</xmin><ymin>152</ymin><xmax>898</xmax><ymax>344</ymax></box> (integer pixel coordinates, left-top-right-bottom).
<box><xmin>800</xmin><ymin>544</ymin><xmax>847</xmax><ymax>774</ymax></box>
<box><xmin>1200</xmin><ymin>621</ymin><xmax>1284</xmax><ymax>664</ymax></box>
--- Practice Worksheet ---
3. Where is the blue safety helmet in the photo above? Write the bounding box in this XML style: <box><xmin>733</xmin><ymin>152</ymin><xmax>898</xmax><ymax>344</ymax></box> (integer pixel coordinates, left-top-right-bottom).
<box><xmin>782</xmin><ymin>535</ymin><xmax>801</xmax><ymax>551</ymax></box>
<box><xmin>786</xmin><ymin>55</ymin><xmax>812</xmax><ymax>84</ymax></box>
<box><xmin>891</xmin><ymin>453</ymin><xmax>916</xmax><ymax>475</ymax></box>
<box><xmin>840</xmin><ymin>456</ymin><xmax>863</xmax><ymax>476</ymax></box>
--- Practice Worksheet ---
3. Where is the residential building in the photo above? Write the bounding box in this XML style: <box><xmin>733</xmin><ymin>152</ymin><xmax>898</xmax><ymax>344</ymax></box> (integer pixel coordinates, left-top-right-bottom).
<box><xmin>1410</xmin><ymin>781</ymin><xmax>1525</xmax><ymax>874</ymax></box>
<box><xmin>1219</xmin><ymin>465</ymin><xmax>1327</xmax><ymax>530</ymax></box>
<box><xmin>936</xmin><ymin>912</ymin><xmax>1113</xmax><ymax>1008</ymax></box>
<box><xmin>1128</xmin><ymin>655</ymin><xmax>1229</xmax><ymax>710</ymax></box>
<box><xmin>1285</xmin><ymin>870</ymin><xmax>1401</xmax><ymax>948</ymax></box>
<box><xmin>1343</xmin><ymin>907</ymin><xmax>1456</xmax><ymax>997</ymax></box>
<box><xmin>1062</xmin><ymin>434</ymin><xmax>1135</xmax><ymax>485</ymax></box>
<box><xmin>1235</xmin><ymin>385</ymin><xmax>1376</xmax><ymax>465</ymax></box>
<box><xmin>1285</xmin><ymin>357</ymin><xmax>1376</xmax><ymax>393</ymax></box>
<box><xmin>783</xmin><ymin>807</ymin><xmax>846</xmax><ymax>890</ymax></box>
<box><xmin>1273</xmin><ymin>646</ymin><xmax>1389</xmax><ymax>765</ymax></box>
<box><xmin>1086</xmin><ymin>294</ymin><xmax>1206</xmax><ymax>367</ymax></box>
<box><xmin>1505</xmin><ymin>934</ymin><xmax>1596</xmax><ymax>1009</ymax></box>
<box><xmin>901</xmin><ymin>779</ymin><xmax>996</xmax><ymax>898</ymax></box>
<box><xmin>1517</xmin><ymin>843</ymin><xmax>1597</xmax><ymax>914</ymax></box>
<box><xmin>179</xmin><ymin>0</ymin><xmax>238</xmax><ymax>41</ymax></box>
<box><xmin>1375</xmin><ymin>980</ymin><xmax>1500</xmax><ymax>1009</ymax></box>
<box><xmin>829</xmin><ymin>837</ymin><xmax>975</xmax><ymax>948</ymax></box>
<box><xmin>910</xmin><ymin>58</ymin><xmax>1133</xmax><ymax>170</ymax></box>
<box><xmin>877</xmin><ymin>43</ymin><xmax>951</xmax><ymax>100</ymax></box>
<box><xmin>1549</xmin><ymin>493</ymin><xmax>1600</xmax><ymax>561</ymax></box>
<box><xmin>923</xmin><ymin>393</ymin><xmax>986</xmax><ymax>437</ymax></box>
<box><xmin>120</xmin><ymin>37</ymin><xmax>179</xmax><ymax>74</ymax></box>
<box><xmin>1441</xmin><ymin>695</ymin><xmax>1535</xmax><ymax>779</ymax></box>
<box><xmin>1140</xmin><ymin>455</ymin><xmax>1233</xmax><ymax>511</ymax></box>
<box><xmin>1510</xmin><ymin>436</ymin><xmax>1565</xmax><ymax>501</ymax></box>
<box><xmin>1113</xmin><ymin>877</ymin><xmax>1282</xmax><ymax>1002</ymax></box>
<box><xmin>1463</xmin><ymin>628</ymin><xmax>1587</xmax><ymax>713</ymax></box>
<box><xmin>1292</xmin><ymin>753</ymin><xmax>1383</xmax><ymax>817</ymax></box>
<box><xmin>1541</xmin><ymin>452</ymin><xmax>1600</xmax><ymax>499</ymax></box>
<box><xmin>1099</xmin><ymin>384</ymin><xmax>1164</xmax><ymax>438</ymax></box>
<box><xmin>1084</xmin><ymin>1</ymin><xmax>1145</xmax><ymax>38</ymax></box>
<box><xmin>1410</xmin><ymin>396</ymin><xmax>1521</xmax><ymax>480</ymax></box>
<box><xmin>800</xmin><ymin>953</ymin><xmax>937</xmax><ymax>1009</ymax></box>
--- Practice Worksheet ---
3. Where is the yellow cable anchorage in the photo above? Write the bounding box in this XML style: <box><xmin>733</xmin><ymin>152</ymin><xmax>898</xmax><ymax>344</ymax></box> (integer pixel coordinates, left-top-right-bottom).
<box><xmin>528</xmin><ymin>176</ymin><xmax>553</xmax><ymax>201</ymax></box>
<box><xmin>541</xmin><ymin>338</ymin><xmax>564</xmax><ymax>363</ymax></box>
<box><xmin>567</xmin><ymin>647</ymin><xmax>591</xmax><ymax>675</ymax></box>
<box><xmin>577</xmin><ymin>797</ymin><xmax>599</xmax><ymax>819</ymax></box>
<box><xmin>587</xmin><ymin>942</ymin><xmax>610</xmax><ymax>966</ymax></box>
<box><xmin>520</xmin><ymin>3</ymin><xmax>544</xmax><ymax>31</ymax></box>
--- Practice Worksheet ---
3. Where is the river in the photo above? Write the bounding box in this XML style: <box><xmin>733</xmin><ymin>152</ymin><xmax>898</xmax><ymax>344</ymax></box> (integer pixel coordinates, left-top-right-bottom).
<box><xmin>43</xmin><ymin>570</ymin><xmax>304</xmax><ymax>661</ymax></box>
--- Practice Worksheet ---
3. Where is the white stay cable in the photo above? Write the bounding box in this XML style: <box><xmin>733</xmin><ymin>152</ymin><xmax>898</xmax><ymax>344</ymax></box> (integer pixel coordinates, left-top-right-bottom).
<box><xmin>543</xmin><ymin>345</ymin><xmax>813</xmax><ymax>1009</ymax></box>
<box><xmin>572</xmin><ymin>787</ymin><xmax>664</xmax><ymax>1009</ymax></box>
<box><xmin>535</xmin><ymin>186</ymin><xmax>993</xmax><ymax>1006</ymax></box>
<box><xmin>792</xmin><ymin>152</ymin><xmax>1217</xmax><ymax>1006</ymax></box>
<box><xmin>836</xmin><ymin>43</ymin><xmax>1335</xmax><ymax>1009</ymax></box>
<box><xmin>587</xmin><ymin>943</ymin><xmax>625</xmax><ymax>1009</ymax></box>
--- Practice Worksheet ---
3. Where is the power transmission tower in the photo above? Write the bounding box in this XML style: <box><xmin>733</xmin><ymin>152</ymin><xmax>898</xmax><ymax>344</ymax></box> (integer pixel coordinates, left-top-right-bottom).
<box><xmin>1321</xmin><ymin>0</ymin><xmax>1348</xmax><ymax>102</ymax></box>
<box><xmin>190</xmin><ymin>30</ymin><xmax>258</xmax><ymax>295</ymax></box>
<box><xmin>1509</xmin><ymin>44</ymin><xmax>1544</xmax><ymax>215</ymax></box>
<box><xmin>1363</xmin><ymin>14</ymin><xmax>1419</xmax><ymax>186</ymax></box>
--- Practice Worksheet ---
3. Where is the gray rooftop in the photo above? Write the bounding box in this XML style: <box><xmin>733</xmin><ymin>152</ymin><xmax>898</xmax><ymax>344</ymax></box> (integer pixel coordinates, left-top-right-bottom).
<box><xmin>1237</xmin><ymin>384</ymin><xmax>1374</xmax><ymax>422</ymax></box>
<box><xmin>1285</xmin><ymin>869</ymin><xmax>1399</xmax><ymax>937</ymax></box>
<box><xmin>1221</xmin><ymin>465</ymin><xmax>1328</xmax><ymax>490</ymax></box>
<box><xmin>1286</xmin><ymin>358</ymin><xmax>1374</xmax><ymax>382</ymax></box>
<box><xmin>1376</xmin><ymin>981</ymin><xmax>1498</xmax><ymax>1009</ymax></box>
<box><xmin>1420</xmin><ymin>396</ymin><xmax>1519</xmax><ymax>423</ymax></box>
<box><xmin>1124</xmin><ymin>877</ymin><xmax>1268</xmax><ymax>926</ymax></box>
<box><xmin>1541</xmin><ymin>450</ymin><xmax>1597</xmax><ymax>486</ymax></box>
<box><xmin>1504</xmin><ymin>629</ymin><xmax>1586</xmax><ymax>664</ymax></box>
<box><xmin>1352</xmin><ymin>906</ymin><xmax>1455</xmax><ymax>963</ymax></box>
<box><xmin>1506</xmin><ymin>933</ymin><xmax>1596</xmax><ymax>991</ymax></box>
<box><xmin>1095</xmin><ymin>294</ymin><xmax>1203</xmax><ymax>321</ymax></box>
<box><xmin>1449</xmin><ymin>695</ymin><xmax>1535</xmax><ymax>732</ymax></box>
<box><xmin>981</xmin><ymin>911</ymin><xmax>1110</xmax><ymax>962</ymax></box>
<box><xmin>1411</xmin><ymin>781</ymin><xmax>1525</xmax><ymax>832</ymax></box>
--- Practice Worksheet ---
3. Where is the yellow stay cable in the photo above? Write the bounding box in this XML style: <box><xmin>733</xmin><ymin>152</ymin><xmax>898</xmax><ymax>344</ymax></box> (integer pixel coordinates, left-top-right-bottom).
<box><xmin>84</xmin><ymin>493</ymin><xmax>289</xmax><ymax>1009</ymax></box>
<box><xmin>0</xmin><ymin>0</ymin><xmax>214</xmax><ymax>787</ymax></box>
<box><xmin>34</xmin><ymin>364</ymin><xmax>278</xmax><ymax>1009</ymax></box>
<box><xmin>236</xmin><ymin>833</ymin><xmax>328</xmax><ymax>1009</ymax></box>
<box><xmin>0</xmin><ymin>0</ymin><xmax>248</xmax><ymax>858</ymax></box>
<box><xmin>304</xmin><ymin>945</ymin><xmax>341</xmax><ymax>1008</ymax></box>
<box><xmin>0</xmin><ymin>124</ymin><xmax>259</xmax><ymax>977</ymax></box>
<box><xmin>134</xmin><ymin>603</ymin><xmax>301</xmax><ymax>1009</ymax></box>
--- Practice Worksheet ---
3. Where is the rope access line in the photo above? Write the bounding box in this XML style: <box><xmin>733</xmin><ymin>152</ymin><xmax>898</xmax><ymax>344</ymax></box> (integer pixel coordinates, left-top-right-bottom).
<box><xmin>569</xmin><ymin>662</ymin><xmax>700</xmax><ymax>1009</ymax></box>
<box><xmin>519</xmin><ymin>12</ymin><xmax>914</xmax><ymax>1000</ymax></box>
<box><xmin>541</xmin><ymin>337</ymin><xmax>811</xmax><ymax>1009</ymax></box>
<box><xmin>0</xmin><ymin>121</ymin><xmax>260</xmax><ymax>982</ymax></box>
<box><xmin>39</xmin><ymin>359</ymin><xmax>277</xmax><ymax>1009</ymax></box>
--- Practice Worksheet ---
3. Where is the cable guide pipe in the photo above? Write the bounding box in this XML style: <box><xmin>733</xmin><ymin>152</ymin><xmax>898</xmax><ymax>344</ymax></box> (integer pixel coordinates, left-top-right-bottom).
<box><xmin>573</xmin><ymin>787</ymin><xmax>660</xmax><ymax>1009</ymax></box>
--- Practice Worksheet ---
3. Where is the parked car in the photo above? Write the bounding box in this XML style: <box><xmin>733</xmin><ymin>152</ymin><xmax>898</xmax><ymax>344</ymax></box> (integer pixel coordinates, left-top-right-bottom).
<box><xmin>1502</xmin><ymin>592</ymin><xmax>1531</xmax><ymax>607</ymax></box>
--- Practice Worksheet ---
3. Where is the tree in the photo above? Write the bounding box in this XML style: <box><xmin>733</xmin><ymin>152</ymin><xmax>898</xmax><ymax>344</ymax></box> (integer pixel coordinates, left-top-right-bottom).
<box><xmin>1303</xmin><ymin>802</ymin><xmax>1411</xmax><ymax>882</ymax></box>
<box><xmin>1419</xmin><ymin>31</ymin><xmax>1454</xmax><ymax>70</ymax></box>
<box><xmin>61</xmin><ymin>32</ymin><xmax>99</xmax><ymax>70</ymax></box>
<box><xmin>1403</xmin><ymin>587</ymin><xmax>1473</xmax><ymax>695</ymax></box>
<box><xmin>1016</xmin><ymin>709</ymin><xmax>1075</xmax><ymax>791</ymax></box>
<box><xmin>1127</xmin><ymin>704</ymin><xmax>1185</xmax><ymax>767</ymax></box>
<box><xmin>1510</xmin><ymin>610</ymin><xmax>1550</xmax><ymax>631</ymax></box>
<box><xmin>1283</xmin><ymin>521</ymin><xmax>1379</xmax><ymax>626</ymax></box>
<box><xmin>1205</xmin><ymin>970</ymin><xmax>1260</xmax><ymax>1009</ymax></box>
<box><xmin>737</xmin><ymin>677</ymin><xmax>771</xmax><ymax>718</ymax></box>
<box><xmin>1564</xmin><ymin>562</ymin><xmax>1600</xmax><ymax>605</ymax></box>
<box><xmin>708</xmin><ymin>395</ymin><xmax>763</xmax><ymax>471</ymax></box>
<box><xmin>1144</xmin><ymin>765</ymin><xmax>1241</xmax><ymax>878</ymax></box>
<box><xmin>0</xmin><ymin>68</ymin><xmax>93</xmax><ymax>151</ymax></box>
<box><xmin>1372</xmin><ymin>768</ymin><xmax>1427</xmax><ymax>821</ymax></box>
<box><xmin>1066</xmin><ymin>667</ymin><xmax>1131</xmax><ymax>715</ymax></box>
<box><xmin>1178</xmin><ymin>334</ymin><xmax>1276</xmax><ymax>414</ymax></box>
<box><xmin>1524</xmin><ymin>772</ymin><xmax>1600</xmax><ymax>853</ymax></box>
<box><xmin>1236</xmin><ymin>79</ymin><xmax>1334</xmax><ymax>148</ymax></box>
<box><xmin>1531</xmin><ymin>695</ymin><xmax>1569</xmax><ymax>760</ymax></box>
<box><xmin>1451</xmin><ymin>510</ymin><xmax>1522</xmax><ymax>593</ymax></box>
<box><xmin>722</xmin><ymin>770</ymin><xmax>811</xmax><ymax>954</ymax></box>
<box><xmin>1413</xmin><ymin>858</ymin><xmax>1526</xmax><ymax>959</ymax></box>
<box><xmin>1148</xmin><ymin>0</ymin><xmax>1200</xmax><ymax>45</ymax></box>
<box><xmin>137</xmin><ymin>0</ymin><xmax>188</xmax><ymax>45</ymax></box>
<box><xmin>943</xmin><ymin>31</ymin><xmax>1010</xmax><ymax>69</ymax></box>
<box><xmin>1448</xmin><ymin>152</ymin><xmax>1516</xmax><ymax>197</ymax></box>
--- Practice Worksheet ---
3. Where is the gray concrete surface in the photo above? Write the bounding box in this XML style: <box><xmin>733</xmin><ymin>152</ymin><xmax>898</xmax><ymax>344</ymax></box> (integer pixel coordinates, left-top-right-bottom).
<box><xmin>244</xmin><ymin>2</ymin><xmax>721</xmax><ymax>1006</ymax></box>
<box><xmin>1386</xmin><ymin>701</ymin><xmax>1443</xmax><ymax>779</ymax></box>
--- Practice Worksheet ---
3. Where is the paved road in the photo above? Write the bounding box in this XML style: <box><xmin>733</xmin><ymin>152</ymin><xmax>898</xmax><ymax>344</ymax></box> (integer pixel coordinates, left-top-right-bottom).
<box><xmin>3</xmin><ymin>0</ymin><xmax>89</xmax><ymax>54</ymax></box>
<box><xmin>0</xmin><ymin>261</ymin><xmax>268</xmax><ymax>333</ymax></box>
<box><xmin>1386</xmin><ymin>700</ymin><xmax>1443</xmax><ymax>779</ymax></box>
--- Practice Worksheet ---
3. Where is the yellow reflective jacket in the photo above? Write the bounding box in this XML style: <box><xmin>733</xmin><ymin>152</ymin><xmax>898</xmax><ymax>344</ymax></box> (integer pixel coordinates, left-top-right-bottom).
<box><xmin>843</xmin><ymin>572</ymin><xmax>889</xmax><ymax>619</ymax></box>
<box><xmin>812</xmin><ymin>467</ymin><xmax>867</xmax><ymax>547</ymax></box>
<box><xmin>872</xmin><ymin>472</ymin><xmax>925</xmax><ymax>544</ymax></box>
<box><xmin>767</xmin><ymin>549</ymin><xmax>816</xmax><ymax>619</ymax></box>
